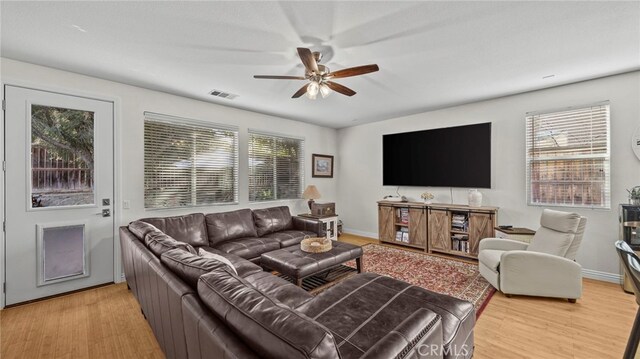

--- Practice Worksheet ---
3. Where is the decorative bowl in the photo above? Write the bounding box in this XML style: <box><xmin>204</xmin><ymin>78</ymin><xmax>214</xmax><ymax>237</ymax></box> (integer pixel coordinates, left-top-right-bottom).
<box><xmin>300</xmin><ymin>237</ymin><xmax>332</xmax><ymax>253</ymax></box>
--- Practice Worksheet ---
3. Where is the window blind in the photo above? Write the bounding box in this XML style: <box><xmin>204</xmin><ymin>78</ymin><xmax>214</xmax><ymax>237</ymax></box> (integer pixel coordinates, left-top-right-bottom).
<box><xmin>144</xmin><ymin>113</ymin><xmax>239</xmax><ymax>209</ymax></box>
<box><xmin>525</xmin><ymin>103</ymin><xmax>610</xmax><ymax>209</ymax></box>
<box><xmin>248</xmin><ymin>131</ymin><xmax>304</xmax><ymax>202</ymax></box>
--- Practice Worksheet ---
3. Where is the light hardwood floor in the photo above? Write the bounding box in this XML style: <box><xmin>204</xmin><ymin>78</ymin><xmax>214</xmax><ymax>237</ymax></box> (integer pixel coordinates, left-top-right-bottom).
<box><xmin>1</xmin><ymin>233</ymin><xmax>636</xmax><ymax>359</ymax></box>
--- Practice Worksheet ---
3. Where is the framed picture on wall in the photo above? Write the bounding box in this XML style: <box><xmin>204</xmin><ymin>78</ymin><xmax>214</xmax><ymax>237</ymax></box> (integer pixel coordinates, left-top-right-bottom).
<box><xmin>312</xmin><ymin>154</ymin><xmax>334</xmax><ymax>178</ymax></box>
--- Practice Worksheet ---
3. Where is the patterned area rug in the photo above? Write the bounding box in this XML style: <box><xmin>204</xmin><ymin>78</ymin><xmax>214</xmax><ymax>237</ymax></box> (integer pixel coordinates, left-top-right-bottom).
<box><xmin>326</xmin><ymin>243</ymin><xmax>495</xmax><ymax>317</ymax></box>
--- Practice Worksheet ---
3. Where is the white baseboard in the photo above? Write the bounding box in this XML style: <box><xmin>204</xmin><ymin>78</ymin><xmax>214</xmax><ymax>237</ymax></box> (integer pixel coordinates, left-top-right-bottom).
<box><xmin>581</xmin><ymin>268</ymin><xmax>622</xmax><ymax>284</ymax></box>
<box><xmin>343</xmin><ymin>228</ymin><xmax>378</xmax><ymax>240</ymax></box>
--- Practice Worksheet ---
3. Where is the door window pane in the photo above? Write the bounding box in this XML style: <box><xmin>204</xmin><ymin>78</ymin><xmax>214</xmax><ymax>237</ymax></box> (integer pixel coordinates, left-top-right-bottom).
<box><xmin>31</xmin><ymin>105</ymin><xmax>95</xmax><ymax>207</ymax></box>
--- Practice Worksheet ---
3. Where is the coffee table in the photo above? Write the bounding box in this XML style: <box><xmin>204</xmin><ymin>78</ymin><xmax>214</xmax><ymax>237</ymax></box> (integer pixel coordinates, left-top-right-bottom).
<box><xmin>260</xmin><ymin>241</ymin><xmax>363</xmax><ymax>287</ymax></box>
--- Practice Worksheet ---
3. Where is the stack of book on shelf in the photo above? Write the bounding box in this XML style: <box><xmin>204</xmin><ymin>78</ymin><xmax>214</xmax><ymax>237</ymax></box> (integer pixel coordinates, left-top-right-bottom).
<box><xmin>397</xmin><ymin>208</ymin><xmax>409</xmax><ymax>224</ymax></box>
<box><xmin>395</xmin><ymin>227</ymin><xmax>410</xmax><ymax>243</ymax></box>
<box><xmin>451</xmin><ymin>234</ymin><xmax>469</xmax><ymax>253</ymax></box>
<box><xmin>451</xmin><ymin>213</ymin><xmax>469</xmax><ymax>232</ymax></box>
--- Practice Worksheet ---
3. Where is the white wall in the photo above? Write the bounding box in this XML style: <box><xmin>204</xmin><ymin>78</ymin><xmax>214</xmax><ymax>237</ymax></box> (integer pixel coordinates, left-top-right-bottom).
<box><xmin>0</xmin><ymin>58</ymin><xmax>338</xmax><ymax>306</ymax></box>
<box><xmin>337</xmin><ymin>71</ymin><xmax>640</xmax><ymax>279</ymax></box>
<box><xmin>1</xmin><ymin>58</ymin><xmax>338</xmax><ymax>220</ymax></box>
<box><xmin>1</xmin><ymin>57</ymin><xmax>637</xmax><ymax>301</ymax></box>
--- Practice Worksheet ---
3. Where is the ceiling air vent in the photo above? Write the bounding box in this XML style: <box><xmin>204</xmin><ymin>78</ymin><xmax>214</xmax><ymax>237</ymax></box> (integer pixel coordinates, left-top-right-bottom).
<box><xmin>209</xmin><ymin>89</ymin><xmax>238</xmax><ymax>100</ymax></box>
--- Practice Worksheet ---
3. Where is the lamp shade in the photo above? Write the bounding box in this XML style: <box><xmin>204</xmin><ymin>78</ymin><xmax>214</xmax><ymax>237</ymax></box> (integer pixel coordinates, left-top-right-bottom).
<box><xmin>302</xmin><ymin>185</ymin><xmax>321</xmax><ymax>200</ymax></box>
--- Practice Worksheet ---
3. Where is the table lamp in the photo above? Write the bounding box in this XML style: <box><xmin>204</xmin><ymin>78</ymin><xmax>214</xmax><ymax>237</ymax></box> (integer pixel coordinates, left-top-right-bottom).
<box><xmin>302</xmin><ymin>185</ymin><xmax>321</xmax><ymax>212</ymax></box>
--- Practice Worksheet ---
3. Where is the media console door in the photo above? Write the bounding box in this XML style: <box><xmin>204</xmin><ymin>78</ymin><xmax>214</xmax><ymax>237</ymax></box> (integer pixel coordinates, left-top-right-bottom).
<box><xmin>469</xmin><ymin>212</ymin><xmax>496</xmax><ymax>255</ymax></box>
<box><xmin>378</xmin><ymin>201</ymin><xmax>497</xmax><ymax>258</ymax></box>
<box><xmin>408</xmin><ymin>207</ymin><xmax>428</xmax><ymax>249</ymax></box>
<box><xmin>378</xmin><ymin>205</ymin><xmax>395</xmax><ymax>242</ymax></box>
<box><xmin>428</xmin><ymin>209</ymin><xmax>450</xmax><ymax>251</ymax></box>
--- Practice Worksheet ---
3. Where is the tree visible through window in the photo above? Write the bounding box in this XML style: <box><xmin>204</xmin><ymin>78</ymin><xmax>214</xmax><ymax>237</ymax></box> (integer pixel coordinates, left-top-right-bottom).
<box><xmin>31</xmin><ymin>105</ymin><xmax>95</xmax><ymax>208</ymax></box>
<box><xmin>526</xmin><ymin>103</ymin><xmax>610</xmax><ymax>208</ymax></box>
<box><xmin>144</xmin><ymin>114</ymin><xmax>238</xmax><ymax>209</ymax></box>
<box><xmin>248</xmin><ymin>132</ymin><xmax>304</xmax><ymax>202</ymax></box>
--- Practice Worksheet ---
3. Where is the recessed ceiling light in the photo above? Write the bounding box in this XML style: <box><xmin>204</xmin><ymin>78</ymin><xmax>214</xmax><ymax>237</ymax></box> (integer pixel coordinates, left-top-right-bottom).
<box><xmin>542</xmin><ymin>74</ymin><xmax>555</xmax><ymax>79</ymax></box>
<box><xmin>71</xmin><ymin>24</ymin><xmax>87</xmax><ymax>33</ymax></box>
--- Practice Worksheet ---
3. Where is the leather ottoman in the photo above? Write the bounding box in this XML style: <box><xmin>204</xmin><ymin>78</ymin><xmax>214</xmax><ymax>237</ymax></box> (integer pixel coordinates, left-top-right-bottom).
<box><xmin>260</xmin><ymin>241</ymin><xmax>363</xmax><ymax>286</ymax></box>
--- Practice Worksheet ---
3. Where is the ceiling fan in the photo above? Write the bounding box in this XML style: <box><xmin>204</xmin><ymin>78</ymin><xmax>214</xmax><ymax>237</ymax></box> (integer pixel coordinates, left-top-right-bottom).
<box><xmin>253</xmin><ymin>47</ymin><xmax>379</xmax><ymax>99</ymax></box>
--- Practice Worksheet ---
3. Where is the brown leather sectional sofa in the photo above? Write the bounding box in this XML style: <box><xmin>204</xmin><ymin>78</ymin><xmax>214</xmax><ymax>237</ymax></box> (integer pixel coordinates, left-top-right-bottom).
<box><xmin>120</xmin><ymin>206</ymin><xmax>475</xmax><ymax>359</ymax></box>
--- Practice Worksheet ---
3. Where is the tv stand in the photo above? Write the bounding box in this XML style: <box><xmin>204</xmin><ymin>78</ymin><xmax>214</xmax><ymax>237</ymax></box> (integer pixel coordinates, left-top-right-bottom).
<box><xmin>377</xmin><ymin>201</ymin><xmax>498</xmax><ymax>259</ymax></box>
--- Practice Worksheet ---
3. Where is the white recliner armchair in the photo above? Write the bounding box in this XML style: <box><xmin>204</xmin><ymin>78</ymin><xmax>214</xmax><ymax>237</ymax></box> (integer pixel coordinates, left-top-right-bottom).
<box><xmin>478</xmin><ymin>209</ymin><xmax>587</xmax><ymax>302</ymax></box>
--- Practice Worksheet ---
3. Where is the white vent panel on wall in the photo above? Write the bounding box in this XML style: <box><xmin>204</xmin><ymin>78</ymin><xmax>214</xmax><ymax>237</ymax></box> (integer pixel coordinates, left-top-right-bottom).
<box><xmin>210</xmin><ymin>90</ymin><xmax>238</xmax><ymax>100</ymax></box>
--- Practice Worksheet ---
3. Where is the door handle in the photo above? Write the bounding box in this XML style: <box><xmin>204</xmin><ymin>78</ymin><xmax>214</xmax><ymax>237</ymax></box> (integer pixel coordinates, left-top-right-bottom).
<box><xmin>96</xmin><ymin>209</ymin><xmax>111</xmax><ymax>217</ymax></box>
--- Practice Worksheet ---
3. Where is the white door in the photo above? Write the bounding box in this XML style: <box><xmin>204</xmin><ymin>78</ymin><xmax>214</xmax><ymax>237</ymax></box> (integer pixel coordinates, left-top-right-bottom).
<box><xmin>4</xmin><ymin>85</ymin><xmax>114</xmax><ymax>306</ymax></box>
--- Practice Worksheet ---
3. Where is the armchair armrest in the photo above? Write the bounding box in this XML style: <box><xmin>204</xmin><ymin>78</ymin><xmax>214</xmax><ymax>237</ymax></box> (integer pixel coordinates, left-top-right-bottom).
<box><xmin>360</xmin><ymin>309</ymin><xmax>443</xmax><ymax>359</ymax></box>
<box><xmin>292</xmin><ymin>216</ymin><xmax>325</xmax><ymax>237</ymax></box>
<box><xmin>500</xmin><ymin>250</ymin><xmax>582</xmax><ymax>299</ymax></box>
<box><xmin>479</xmin><ymin>238</ymin><xmax>529</xmax><ymax>252</ymax></box>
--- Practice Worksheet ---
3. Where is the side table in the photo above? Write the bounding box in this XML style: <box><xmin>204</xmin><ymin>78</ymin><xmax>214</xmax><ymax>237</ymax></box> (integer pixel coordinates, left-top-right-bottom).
<box><xmin>494</xmin><ymin>227</ymin><xmax>536</xmax><ymax>243</ymax></box>
<box><xmin>298</xmin><ymin>213</ymin><xmax>339</xmax><ymax>241</ymax></box>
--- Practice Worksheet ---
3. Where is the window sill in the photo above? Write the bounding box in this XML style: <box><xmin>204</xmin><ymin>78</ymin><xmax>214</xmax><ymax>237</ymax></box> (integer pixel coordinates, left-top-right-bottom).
<box><xmin>527</xmin><ymin>202</ymin><xmax>611</xmax><ymax>211</ymax></box>
<box><xmin>145</xmin><ymin>202</ymin><xmax>240</xmax><ymax>211</ymax></box>
<box><xmin>248</xmin><ymin>199</ymin><xmax>302</xmax><ymax>205</ymax></box>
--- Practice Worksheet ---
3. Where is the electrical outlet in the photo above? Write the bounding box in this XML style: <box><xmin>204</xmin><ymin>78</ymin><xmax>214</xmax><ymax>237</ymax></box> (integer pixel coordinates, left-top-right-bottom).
<box><xmin>123</xmin><ymin>200</ymin><xmax>131</xmax><ymax>209</ymax></box>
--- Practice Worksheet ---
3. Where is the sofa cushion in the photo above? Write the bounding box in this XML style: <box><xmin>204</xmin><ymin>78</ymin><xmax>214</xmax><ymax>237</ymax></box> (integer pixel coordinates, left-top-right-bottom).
<box><xmin>527</xmin><ymin>227</ymin><xmax>574</xmax><ymax>257</ymax></box>
<box><xmin>213</xmin><ymin>237</ymin><xmax>280</xmax><ymax>260</ymax></box>
<box><xmin>539</xmin><ymin>209</ymin><xmax>581</xmax><ymax>233</ymax></box>
<box><xmin>477</xmin><ymin>249</ymin><xmax>504</xmax><ymax>272</ymax></box>
<box><xmin>198</xmin><ymin>270</ymin><xmax>341</xmax><ymax>359</ymax></box>
<box><xmin>243</xmin><ymin>271</ymin><xmax>313</xmax><ymax>309</ymax></box>
<box><xmin>359</xmin><ymin>308</ymin><xmax>443</xmax><ymax>359</ymax></box>
<box><xmin>161</xmin><ymin>248</ymin><xmax>262</xmax><ymax>289</ymax></box>
<box><xmin>262</xmin><ymin>230</ymin><xmax>317</xmax><ymax>248</ymax></box>
<box><xmin>205</xmin><ymin>209</ymin><xmax>258</xmax><ymax>246</ymax></box>
<box><xmin>252</xmin><ymin>206</ymin><xmax>294</xmax><ymax>237</ymax></box>
<box><xmin>145</xmin><ymin>231</ymin><xmax>197</xmax><ymax>258</ymax></box>
<box><xmin>565</xmin><ymin>217</ymin><xmax>587</xmax><ymax>261</ymax></box>
<box><xmin>128</xmin><ymin>220</ymin><xmax>162</xmax><ymax>241</ymax></box>
<box><xmin>297</xmin><ymin>273</ymin><xmax>475</xmax><ymax>359</ymax></box>
<box><xmin>198</xmin><ymin>247</ymin><xmax>237</xmax><ymax>275</ymax></box>
<box><xmin>198</xmin><ymin>247</ymin><xmax>264</xmax><ymax>278</ymax></box>
<box><xmin>141</xmin><ymin>213</ymin><xmax>208</xmax><ymax>247</ymax></box>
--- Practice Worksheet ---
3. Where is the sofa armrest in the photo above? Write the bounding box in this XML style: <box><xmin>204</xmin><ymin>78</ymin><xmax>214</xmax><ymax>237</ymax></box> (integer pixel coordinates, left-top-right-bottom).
<box><xmin>500</xmin><ymin>250</ymin><xmax>582</xmax><ymax>299</ymax></box>
<box><xmin>479</xmin><ymin>238</ymin><xmax>529</xmax><ymax>252</ymax></box>
<box><xmin>292</xmin><ymin>216</ymin><xmax>325</xmax><ymax>236</ymax></box>
<box><xmin>360</xmin><ymin>309</ymin><xmax>443</xmax><ymax>359</ymax></box>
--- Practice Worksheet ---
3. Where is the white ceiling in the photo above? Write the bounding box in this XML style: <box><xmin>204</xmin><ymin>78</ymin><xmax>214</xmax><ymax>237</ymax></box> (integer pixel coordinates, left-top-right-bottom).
<box><xmin>2</xmin><ymin>1</ymin><xmax>639</xmax><ymax>128</ymax></box>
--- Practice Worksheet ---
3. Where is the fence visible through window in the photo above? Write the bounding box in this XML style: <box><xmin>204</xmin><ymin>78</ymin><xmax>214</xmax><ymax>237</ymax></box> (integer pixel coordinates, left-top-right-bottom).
<box><xmin>526</xmin><ymin>103</ymin><xmax>610</xmax><ymax>209</ymax></box>
<box><xmin>30</xmin><ymin>104</ymin><xmax>95</xmax><ymax>208</ymax></box>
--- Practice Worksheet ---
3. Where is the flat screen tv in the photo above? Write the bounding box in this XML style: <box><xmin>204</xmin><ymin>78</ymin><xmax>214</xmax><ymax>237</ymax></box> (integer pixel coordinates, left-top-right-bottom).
<box><xmin>382</xmin><ymin>123</ymin><xmax>491</xmax><ymax>188</ymax></box>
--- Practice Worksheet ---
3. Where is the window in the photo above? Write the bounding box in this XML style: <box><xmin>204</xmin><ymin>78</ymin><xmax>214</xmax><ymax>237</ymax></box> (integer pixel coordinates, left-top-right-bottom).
<box><xmin>526</xmin><ymin>103</ymin><xmax>610</xmax><ymax>209</ymax></box>
<box><xmin>248</xmin><ymin>131</ymin><xmax>304</xmax><ymax>201</ymax></box>
<box><xmin>144</xmin><ymin>112</ymin><xmax>238</xmax><ymax>209</ymax></box>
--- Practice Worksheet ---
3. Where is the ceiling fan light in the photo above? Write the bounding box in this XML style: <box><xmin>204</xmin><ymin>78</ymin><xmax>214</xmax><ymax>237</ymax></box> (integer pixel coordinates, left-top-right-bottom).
<box><xmin>307</xmin><ymin>91</ymin><xmax>318</xmax><ymax>100</ymax></box>
<box><xmin>319</xmin><ymin>83</ymin><xmax>331</xmax><ymax>98</ymax></box>
<box><xmin>307</xmin><ymin>81</ymin><xmax>319</xmax><ymax>98</ymax></box>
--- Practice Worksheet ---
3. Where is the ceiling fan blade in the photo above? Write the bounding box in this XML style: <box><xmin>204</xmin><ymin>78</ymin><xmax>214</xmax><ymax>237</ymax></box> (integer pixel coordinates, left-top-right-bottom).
<box><xmin>297</xmin><ymin>47</ymin><xmax>319</xmax><ymax>74</ymax></box>
<box><xmin>292</xmin><ymin>84</ymin><xmax>309</xmax><ymax>98</ymax></box>
<box><xmin>327</xmin><ymin>64</ymin><xmax>379</xmax><ymax>79</ymax></box>
<box><xmin>254</xmin><ymin>75</ymin><xmax>306</xmax><ymax>80</ymax></box>
<box><xmin>326</xmin><ymin>81</ymin><xmax>356</xmax><ymax>97</ymax></box>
